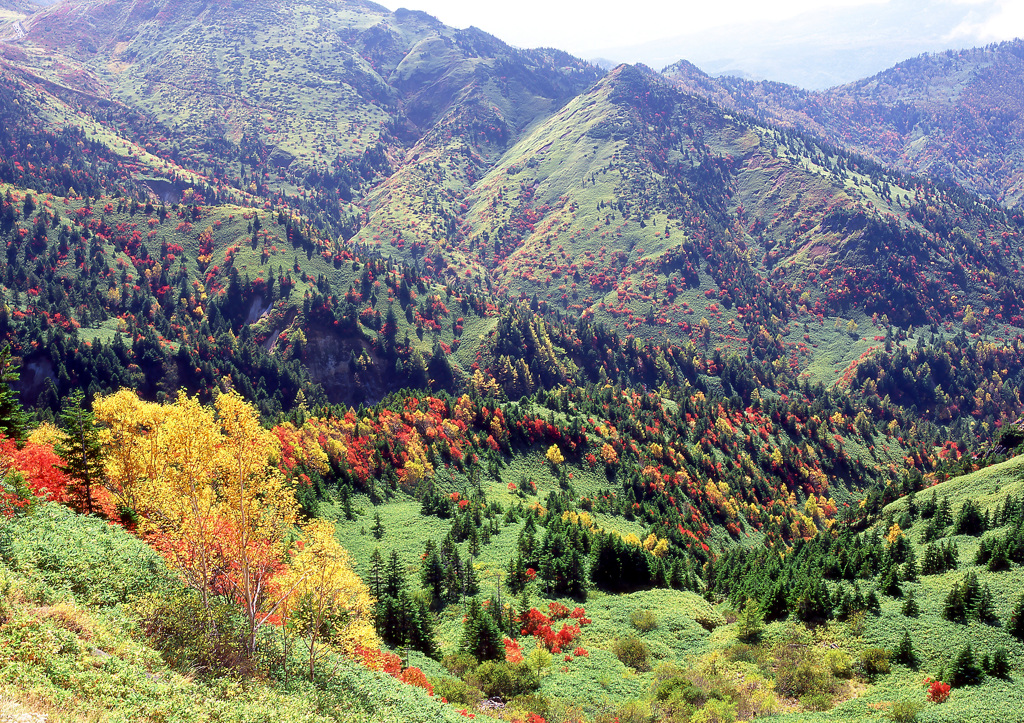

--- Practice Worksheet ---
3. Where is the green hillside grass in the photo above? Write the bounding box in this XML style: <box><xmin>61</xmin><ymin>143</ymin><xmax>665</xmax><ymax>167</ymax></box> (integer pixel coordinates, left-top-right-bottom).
<box><xmin>0</xmin><ymin>504</ymin><xmax>500</xmax><ymax>723</ymax></box>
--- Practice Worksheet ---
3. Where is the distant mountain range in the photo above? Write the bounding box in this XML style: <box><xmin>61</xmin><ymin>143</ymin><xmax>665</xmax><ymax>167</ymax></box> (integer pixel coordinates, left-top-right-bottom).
<box><xmin>0</xmin><ymin>0</ymin><xmax>1022</xmax><ymax>425</ymax></box>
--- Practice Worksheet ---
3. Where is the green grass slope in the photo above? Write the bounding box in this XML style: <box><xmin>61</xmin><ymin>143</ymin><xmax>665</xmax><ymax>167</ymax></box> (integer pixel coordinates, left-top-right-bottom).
<box><xmin>0</xmin><ymin>503</ymin><xmax>497</xmax><ymax>723</ymax></box>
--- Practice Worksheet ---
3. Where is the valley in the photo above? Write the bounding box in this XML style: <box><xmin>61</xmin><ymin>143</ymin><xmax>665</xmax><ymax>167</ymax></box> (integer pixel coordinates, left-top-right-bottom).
<box><xmin>0</xmin><ymin>1</ymin><xmax>1023</xmax><ymax>722</ymax></box>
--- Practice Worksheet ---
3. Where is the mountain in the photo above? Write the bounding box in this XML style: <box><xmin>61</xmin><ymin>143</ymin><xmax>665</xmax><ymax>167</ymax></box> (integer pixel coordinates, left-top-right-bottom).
<box><xmin>590</xmin><ymin>0</ymin><xmax>1000</xmax><ymax>90</ymax></box>
<box><xmin>4</xmin><ymin>2</ymin><xmax>1024</xmax><ymax>722</ymax></box>
<box><xmin>664</xmin><ymin>40</ymin><xmax>1024</xmax><ymax>209</ymax></box>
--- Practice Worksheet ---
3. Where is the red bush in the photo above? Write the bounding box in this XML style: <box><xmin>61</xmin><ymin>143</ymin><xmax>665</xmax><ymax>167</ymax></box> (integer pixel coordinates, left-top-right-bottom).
<box><xmin>927</xmin><ymin>680</ymin><xmax>950</xmax><ymax>703</ymax></box>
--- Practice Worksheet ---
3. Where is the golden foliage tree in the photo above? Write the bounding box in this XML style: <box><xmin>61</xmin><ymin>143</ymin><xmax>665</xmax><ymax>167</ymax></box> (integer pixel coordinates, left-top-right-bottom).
<box><xmin>93</xmin><ymin>389</ymin><xmax>298</xmax><ymax>655</ymax></box>
<box><xmin>277</xmin><ymin>520</ymin><xmax>377</xmax><ymax>680</ymax></box>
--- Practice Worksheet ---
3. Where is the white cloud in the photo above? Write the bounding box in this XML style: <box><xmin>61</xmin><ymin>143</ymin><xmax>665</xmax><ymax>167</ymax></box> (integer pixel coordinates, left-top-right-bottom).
<box><xmin>947</xmin><ymin>0</ymin><xmax>1024</xmax><ymax>41</ymax></box>
<box><xmin>383</xmin><ymin>0</ymin><xmax>890</xmax><ymax>55</ymax></box>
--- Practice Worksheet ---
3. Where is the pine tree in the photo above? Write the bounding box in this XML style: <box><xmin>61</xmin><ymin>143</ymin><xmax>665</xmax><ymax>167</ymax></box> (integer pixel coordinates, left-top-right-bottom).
<box><xmin>421</xmin><ymin>542</ymin><xmax>445</xmax><ymax>607</ymax></box>
<box><xmin>866</xmin><ymin>590</ymin><xmax>881</xmax><ymax>616</ymax></box>
<box><xmin>902</xmin><ymin>544</ymin><xmax>919</xmax><ymax>582</ymax></box>
<box><xmin>975</xmin><ymin>584</ymin><xmax>998</xmax><ymax>625</ymax></box>
<box><xmin>950</xmin><ymin>644</ymin><xmax>984</xmax><ymax>687</ymax></box>
<box><xmin>0</xmin><ymin>345</ymin><xmax>28</xmax><ymax>442</ymax></box>
<box><xmin>409</xmin><ymin>596</ymin><xmax>439</xmax><ymax>659</ymax></box>
<box><xmin>893</xmin><ymin>630</ymin><xmax>916</xmax><ymax>666</ymax></box>
<box><xmin>55</xmin><ymin>390</ymin><xmax>104</xmax><ymax>515</ymax></box>
<box><xmin>991</xmin><ymin>647</ymin><xmax>1010</xmax><ymax>679</ymax></box>
<box><xmin>368</xmin><ymin>548</ymin><xmax>384</xmax><ymax>600</ymax></box>
<box><xmin>461</xmin><ymin>597</ymin><xmax>503</xmax><ymax>661</ymax></box>
<box><xmin>463</xmin><ymin>557</ymin><xmax>480</xmax><ymax>597</ymax></box>
<box><xmin>567</xmin><ymin>549</ymin><xmax>588</xmax><ymax>601</ymax></box>
<box><xmin>943</xmin><ymin>582</ymin><xmax>966</xmax><ymax>623</ymax></box>
<box><xmin>1009</xmin><ymin>592</ymin><xmax>1024</xmax><ymax>639</ymax></box>
<box><xmin>384</xmin><ymin>550</ymin><xmax>404</xmax><ymax>599</ymax></box>
<box><xmin>880</xmin><ymin>567</ymin><xmax>902</xmax><ymax>598</ymax></box>
<box><xmin>370</xmin><ymin>510</ymin><xmax>385</xmax><ymax>539</ymax></box>
<box><xmin>761</xmin><ymin>581</ymin><xmax>789</xmax><ymax>622</ymax></box>
<box><xmin>901</xmin><ymin>589</ymin><xmax>920</xmax><ymax>618</ymax></box>
<box><xmin>960</xmin><ymin>570</ymin><xmax>981</xmax><ymax>614</ymax></box>
<box><xmin>736</xmin><ymin>597</ymin><xmax>764</xmax><ymax>642</ymax></box>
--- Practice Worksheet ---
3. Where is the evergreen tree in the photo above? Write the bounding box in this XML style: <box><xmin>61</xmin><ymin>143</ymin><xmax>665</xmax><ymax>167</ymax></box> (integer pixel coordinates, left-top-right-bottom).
<box><xmin>566</xmin><ymin>549</ymin><xmax>588</xmax><ymax>601</ymax></box>
<box><xmin>991</xmin><ymin>647</ymin><xmax>1010</xmax><ymax>679</ymax></box>
<box><xmin>975</xmin><ymin>584</ymin><xmax>998</xmax><ymax>625</ymax></box>
<box><xmin>949</xmin><ymin>644</ymin><xmax>984</xmax><ymax>687</ymax></box>
<box><xmin>879</xmin><ymin>566</ymin><xmax>902</xmax><ymax>598</ymax></box>
<box><xmin>736</xmin><ymin>597</ymin><xmax>764</xmax><ymax>642</ymax></box>
<box><xmin>421</xmin><ymin>542</ymin><xmax>446</xmax><ymax>608</ymax></box>
<box><xmin>55</xmin><ymin>390</ymin><xmax>104</xmax><ymax>515</ymax></box>
<box><xmin>893</xmin><ymin>630</ymin><xmax>916</xmax><ymax>667</ymax></box>
<box><xmin>954</xmin><ymin>500</ymin><xmax>986</xmax><ymax>536</ymax></box>
<box><xmin>901</xmin><ymin>589</ymin><xmax>919</xmax><ymax>618</ymax></box>
<box><xmin>943</xmin><ymin>582</ymin><xmax>966</xmax><ymax>623</ymax></box>
<box><xmin>761</xmin><ymin>581</ymin><xmax>789</xmax><ymax>622</ymax></box>
<box><xmin>866</xmin><ymin>589</ymin><xmax>882</xmax><ymax>616</ymax></box>
<box><xmin>368</xmin><ymin>548</ymin><xmax>384</xmax><ymax>600</ymax></box>
<box><xmin>370</xmin><ymin>510</ymin><xmax>386</xmax><ymax>539</ymax></box>
<box><xmin>1010</xmin><ymin>592</ymin><xmax>1024</xmax><ymax>640</ymax></box>
<box><xmin>0</xmin><ymin>344</ymin><xmax>29</xmax><ymax>441</ymax></box>
<box><xmin>461</xmin><ymin>597</ymin><xmax>503</xmax><ymax>661</ymax></box>
<box><xmin>409</xmin><ymin>597</ymin><xmax>439</xmax><ymax>659</ymax></box>
<box><xmin>902</xmin><ymin>544</ymin><xmax>919</xmax><ymax>582</ymax></box>
<box><xmin>384</xmin><ymin>550</ymin><xmax>404</xmax><ymax>599</ymax></box>
<box><xmin>463</xmin><ymin>557</ymin><xmax>480</xmax><ymax>597</ymax></box>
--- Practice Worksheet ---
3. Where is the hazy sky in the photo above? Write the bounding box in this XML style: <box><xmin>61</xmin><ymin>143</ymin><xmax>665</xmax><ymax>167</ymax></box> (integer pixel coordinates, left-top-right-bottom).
<box><xmin>378</xmin><ymin>0</ymin><xmax>1024</xmax><ymax>85</ymax></box>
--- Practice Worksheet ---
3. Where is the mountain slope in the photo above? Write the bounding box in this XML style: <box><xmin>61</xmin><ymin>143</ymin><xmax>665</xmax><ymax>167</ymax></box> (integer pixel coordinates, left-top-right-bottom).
<box><xmin>455</xmin><ymin>64</ymin><xmax>1024</xmax><ymax>368</ymax></box>
<box><xmin>665</xmin><ymin>40</ymin><xmax>1024</xmax><ymax>208</ymax></box>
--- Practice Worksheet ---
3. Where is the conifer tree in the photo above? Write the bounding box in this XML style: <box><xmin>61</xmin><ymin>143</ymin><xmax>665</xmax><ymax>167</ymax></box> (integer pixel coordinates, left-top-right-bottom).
<box><xmin>0</xmin><ymin>346</ymin><xmax>27</xmax><ymax>442</ymax></box>
<box><xmin>991</xmin><ymin>647</ymin><xmax>1010</xmax><ymax>679</ymax></box>
<box><xmin>901</xmin><ymin>589</ymin><xmax>919</xmax><ymax>617</ymax></box>
<box><xmin>1011</xmin><ymin>592</ymin><xmax>1024</xmax><ymax>640</ymax></box>
<box><xmin>55</xmin><ymin>389</ymin><xmax>104</xmax><ymax>515</ymax></box>
<box><xmin>950</xmin><ymin>644</ymin><xmax>984</xmax><ymax>687</ymax></box>
<box><xmin>370</xmin><ymin>510</ymin><xmax>385</xmax><ymax>539</ymax></box>
<box><xmin>893</xmin><ymin>630</ymin><xmax>916</xmax><ymax>667</ymax></box>
<box><xmin>384</xmin><ymin>550</ymin><xmax>404</xmax><ymax>598</ymax></box>
<box><xmin>736</xmin><ymin>598</ymin><xmax>764</xmax><ymax>642</ymax></box>
<box><xmin>975</xmin><ymin>584</ymin><xmax>998</xmax><ymax>625</ymax></box>
<box><xmin>461</xmin><ymin>597</ymin><xmax>503</xmax><ymax>661</ymax></box>
<box><xmin>368</xmin><ymin>547</ymin><xmax>384</xmax><ymax>600</ymax></box>
<box><xmin>943</xmin><ymin>582</ymin><xmax>966</xmax><ymax>623</ymax></box>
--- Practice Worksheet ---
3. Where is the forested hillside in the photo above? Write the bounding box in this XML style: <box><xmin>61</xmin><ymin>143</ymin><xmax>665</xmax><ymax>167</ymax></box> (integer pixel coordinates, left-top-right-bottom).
<box><xmin>2</xmin><ymin>1</ymin><xmax>1024</xmax><ymax>722</ymax></box>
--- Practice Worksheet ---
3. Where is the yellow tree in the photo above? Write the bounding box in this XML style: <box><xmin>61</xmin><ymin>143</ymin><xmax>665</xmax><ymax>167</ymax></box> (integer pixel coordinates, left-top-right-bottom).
<box><xmin>93</xmin><ymin>389</ymin><xmax>170</xmax><ymax>517</ymax></box>
<box><xmin>277</xmin><ymin>519</ymin><xmax>377</xmax><ymax>680</ymax></box>
<box><xmin>214</xmin><ymin>390</ymin><xmax>298</xmax><ymax>655</ymax></box>
<box><xmin>93</xmin><ymin>389</ymin><xmax>300</xmax><ymax>658</ymax></box>
<box><xmin>143</xmin><ymin>392</ymin><xmax>222</xmax><ymax>614</ymax></box>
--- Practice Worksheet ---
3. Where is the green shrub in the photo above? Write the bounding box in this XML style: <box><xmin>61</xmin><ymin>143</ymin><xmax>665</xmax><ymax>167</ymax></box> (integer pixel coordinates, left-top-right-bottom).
<box><xmin>654</xmin><ymin>676</ymin><xmax>705</xmax><ymax>706</ymax></box>
<box><xmin>468</xmin><ymin>660</ymin><xmax>539</xmax><ymax>700</ymax></box>
<box><xmin>134</xmin><ymin>589</ymin><xmax>250</xmax><ymax>675</ymax></box>
<box><xmin>824</xmin><ymin>649</ymin><xmax>852</xmax><ymax>678</ymax></box>
<box><xmin>630</xmin><ymin>608</ymin><xmax>659</xmax><ymax>632</ymax></box>
<box><xmin>431</xmin><ymin>676</ymin><xmax>483</xmax><ymax>707</ymax></box>
<box><xmin>508</xmin><ymin>693</ymin><xmax>550</xmax><ymax>720</ymax></box>
<box><xmin>860</xmin><ymin>647</ymin><xmax>891</xmax><ymax>676</ymax></box>
<box><xmin>800</xmin><ymin>692</ymin><xmax>833</xmax><ymax>711</ymax></box>
<box><xmin>774</xmin><ymin>645</ymin><xmax>835</xmax><ymax>697</ymax></box>
<box><xmin>691</xmin><ymin>698</ymin><xmax>738</xmax><ymax>723</ymax></box>
<box><xmin>890</xmin><ymin>699</ymin><xmax>924</xmax><ymax>722</ymax></box>
<box><xmin>616</xmin><ymin>699</ymin><xmax>654</xmax><ymax>723</ymax></box>
<box><xmin>613</xmin><ymin>636</ymin><xmax>651</xmax><ymax>671</ymax></box>
<box><xmin>441</xmin><ymin>652</ymin><xmax>478</xmax><ymax>677</ymax></box>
